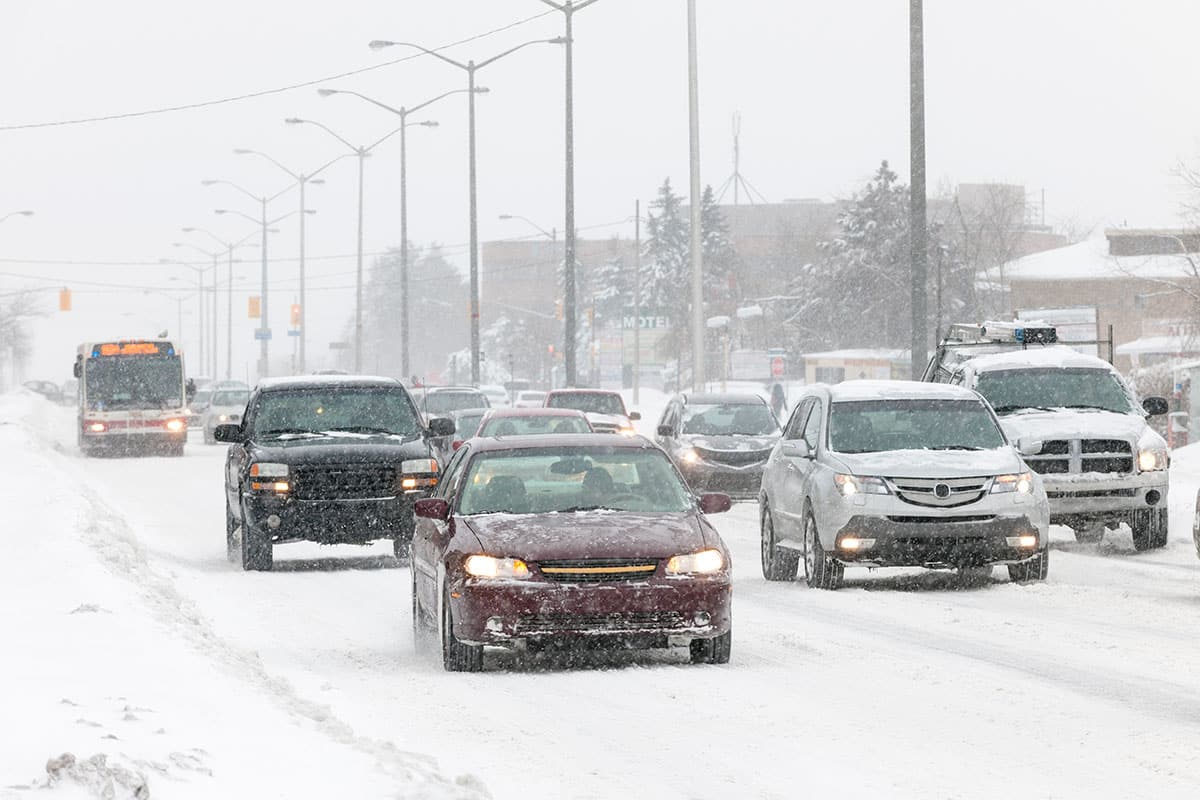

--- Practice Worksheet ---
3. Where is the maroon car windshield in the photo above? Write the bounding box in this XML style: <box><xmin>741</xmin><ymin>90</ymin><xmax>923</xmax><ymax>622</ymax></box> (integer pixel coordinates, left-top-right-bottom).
<box><xmin>459</xmin><ymin>448</ymin><xmax>692</xmax><ymax>515</ymax></box>
<box><xmin>546</xmin><ymin>392</ymin><xmax>626</xmax><ymax>416</ymax></box>
<box><xmin>479</xmin><ymin>415</ymin><xmax>590</xmax><ymax>437</ymax></box>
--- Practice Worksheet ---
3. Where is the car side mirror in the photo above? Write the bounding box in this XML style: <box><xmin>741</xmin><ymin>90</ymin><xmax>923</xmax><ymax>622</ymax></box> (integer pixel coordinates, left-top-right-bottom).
<box><xmin>629</xmin><ymin>411</ymin><xmax>641</xmax><ymax>421</ymax></box>
<box><xmin>1016</xmin><ymin>437</ymin><xmax>1042</xmax><ymax>457</ymax></box>
<box><xmin>698</xmin><ymin>492</ymin><xmax>732</xmax><ymax>514</ymax></box>
<box><xmin>213</xmin><ymin>424</ymin><xmax>245</xmax><ymax>444</ymax></box>
<box><xmin>657</xmin><ymin>424</ymin><xmax>674</xmax><ymax>437</ymax></box>
<box><xmin>428</xmin><ymin>417</ymin><xmax>456</xmax><ymax>437</ymax></box>
<box><xmin>186</xmin><ymin>378</ymin><xmax>197</xmax><ymax>402</ymax></box>
<box><xmin>73</xmin><ymin>362</ymin><xmax>82</xmax><ymax>379</ymax></box>
<box><xmin>781</xmin><ymin>440</ymin><xmax>812</xmax><ymax>459</ymax></box>
<box><xmin>1143</xmin><ymin>396</ymin><xmax>1169</xmax><ymax>417</ymax></box>
<box><xmin>414</xmin><ymin>497</ymin><xmax>450</xmax><ymax>521</ymax></box>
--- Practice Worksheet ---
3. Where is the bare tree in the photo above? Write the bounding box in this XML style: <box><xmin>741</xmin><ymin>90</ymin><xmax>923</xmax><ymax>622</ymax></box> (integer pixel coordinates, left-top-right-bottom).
<box><xmin>0</xmin><ymin>291</ymin><xmax>44</xmax><ymax>389</ymax></box>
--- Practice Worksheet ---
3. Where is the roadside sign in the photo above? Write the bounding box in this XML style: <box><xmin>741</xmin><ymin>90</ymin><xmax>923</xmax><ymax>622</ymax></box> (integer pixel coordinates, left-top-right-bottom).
<box><xmin>329</xmin><ymin>341</ymin><xmax>350</xmax><ymax>350</ymax></box>
<box><xmin>254</xmin><ymin>328</ymin><xmax>272</xmax><ymax>341</ymax></box>
<box><xmin>287</xmin><ymin>329</ymin><xmax>300</xmax><ymax>337</ymax></box>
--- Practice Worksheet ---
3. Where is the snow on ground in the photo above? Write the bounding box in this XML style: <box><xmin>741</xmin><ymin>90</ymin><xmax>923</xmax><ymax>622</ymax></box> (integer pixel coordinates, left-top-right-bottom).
<box><xmin>7</xmin><ymin>389</ymin><xmax>1200</xmax><ymax>798</ymax></box>
<box><xmin>0</xmin><ymin>391</ymin><xmax>483</xmax><ymax>800</ymax></box>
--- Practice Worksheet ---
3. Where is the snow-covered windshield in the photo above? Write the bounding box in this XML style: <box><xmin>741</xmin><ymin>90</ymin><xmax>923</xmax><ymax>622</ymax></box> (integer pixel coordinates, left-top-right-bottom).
<box><xmin>459</xmin><ymin>448</ymin><xmax>691</xmax><ymax>514</ymax></box>
<box><xmin>976</xmin><ymin>368</ymin><xmax>1135</xmax><ymax>415</ymax></box>
<box><xmin>830</xmin><ymin>399</ymin><xmax>1006</xmax><ymax>453</ymax></box>
<box><xmin>546</xmin><ymin>392</ymin><xmax>626</xmax><ymax>416</ymax></box>
<box><xmin>479</xmin><ymin>414</ymin><xmax>591</xmax><ymax>436</ymax></box>
<box><xmin>84</xmin><ymin>356</ymin><xmax>183</xmax><ymax>410</ymax></box>
<box><xmin>682</xmin><ymin>403</ymin><xmax>779</xmax><ymax>436</ymax></box>
<box><xmin>251</xmin><ymin>388</ymin><xmax>420</xmax><ymax>437</ymax></box>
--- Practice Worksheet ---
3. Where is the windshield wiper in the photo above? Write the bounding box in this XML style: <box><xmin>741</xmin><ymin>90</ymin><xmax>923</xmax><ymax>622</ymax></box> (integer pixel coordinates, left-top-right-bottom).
<box><xmin>929</xmin><ymin>445</ymin><xmax>986</xmax><ymax>451</ymax></box>
<box><xmin>556</xmin><ymin>505</ymin><xmax>606</xmax><ymax>513</ymax></box>
<box><xmin>259</xmin><ymin>428</ymin><xmax>322</xmax><ymax>438</ymax></box>
<box><xmin>991</xmin><ymin>404</ymin><xmax>1057</xmax><ymax>415</ymax></box>
<box><xmin>324</xmin><ymin>426</ymin><xmax>402</xmax><ymax>436</ymax></box>
<box><xmin>1059</xmin><ymin>404</ymin><xmax>1121</xmax><ymax>413</ymax></box>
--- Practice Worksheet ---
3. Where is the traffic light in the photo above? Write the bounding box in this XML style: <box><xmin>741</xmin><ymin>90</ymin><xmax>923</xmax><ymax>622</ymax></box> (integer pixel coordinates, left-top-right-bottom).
<box><xmin>290</xmin><ymin>303</ymin><xmax>301</xmax><ymax>327</ymax></box>
<box><xmin>248</xmin><ymin>296</ymin><xmax>261</xmax><ymax>319</ymax></box>
<box><xmin>58</xmin><ymin>288</ymin><xmax>71</xmax><ymax>312</ymax></box>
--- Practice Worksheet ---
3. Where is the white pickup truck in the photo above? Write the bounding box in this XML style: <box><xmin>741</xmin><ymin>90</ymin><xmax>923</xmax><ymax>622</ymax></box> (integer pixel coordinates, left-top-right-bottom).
<box><xmin>928</xmin><ymin>343</ymin><xmax>1170</xmax><ymax>550</ymax></box>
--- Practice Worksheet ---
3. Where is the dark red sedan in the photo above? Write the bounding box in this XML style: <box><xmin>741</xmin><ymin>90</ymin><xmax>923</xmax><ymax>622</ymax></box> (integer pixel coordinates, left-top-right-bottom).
<box><xmin>409</xmin><ymin>434</ymin><xmax>733</xmax><ymax>671</ymax></box>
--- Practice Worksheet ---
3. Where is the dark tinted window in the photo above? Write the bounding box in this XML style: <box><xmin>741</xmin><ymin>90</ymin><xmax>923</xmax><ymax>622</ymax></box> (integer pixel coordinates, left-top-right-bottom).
<box><xmin>976</xmin><ymin>368</ymin><xmax>1134</xmax><ymax>415</ymax></box>
<box><xmin>252</xmin><ymin>387</ymin><xmax>420</xmax><ymax>437</ymax></box>
<box><xmin>546</xmin><ymin>392</ymin><xmax>625</xmax><ymax>415</ymax></box>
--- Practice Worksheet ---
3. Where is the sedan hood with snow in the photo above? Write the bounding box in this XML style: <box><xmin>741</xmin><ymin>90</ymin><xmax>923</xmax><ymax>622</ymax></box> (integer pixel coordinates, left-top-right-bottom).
<box><xmin>997</xmin><ymin>409</ymin><xmax>1150</xmax><ymax>444</ymax></box>
<box><xmin>828</xmin><ymin>447</ymin><xmax>1023</xmax><ymax>479</ymax></box>
<box><xmin>464</xmin><ymin>511</ymin><xmax>709</xmax><ymax>561</ymax></box>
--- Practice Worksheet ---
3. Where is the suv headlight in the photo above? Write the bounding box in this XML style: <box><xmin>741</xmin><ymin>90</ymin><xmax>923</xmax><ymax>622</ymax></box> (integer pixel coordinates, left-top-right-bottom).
<box><xmin>1138</xmin><ymin>449</ymin><xmax>1168</xmax><ymax>472</ymax></box>
<box><xmin>834</xmin><ymin>474</ymin><xmax>889</xmax><ymax>497</ymax></box>
<box><xmin>464</xmin><ymin>555</ymin><xmax>530</xmax><ymax>579</ymax></box>
<box><xmin>665</xmin><ymin>549</ymin><xmax>725</xmax><ymax>575</ymax></box>
<box><xmin>680</xmin><ymin>447</ymin><xmax>700</xmax><ymax>464</ymax></box>
<box><xmin>991</xmin><ymin>472</ymin><xmax>1033</xmax><ymax>494</ymax></box>
<box><xmin>249</xmin><ymin>462</ymin><xmax>288</xmax><ymax>478</ymax></box>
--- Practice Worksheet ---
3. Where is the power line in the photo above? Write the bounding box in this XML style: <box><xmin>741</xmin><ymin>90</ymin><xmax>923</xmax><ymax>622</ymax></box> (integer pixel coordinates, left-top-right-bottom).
<box><xmin>0</xmin><ymin>10</ymin><xmax>556</xmax><ymax>132</ymax></box>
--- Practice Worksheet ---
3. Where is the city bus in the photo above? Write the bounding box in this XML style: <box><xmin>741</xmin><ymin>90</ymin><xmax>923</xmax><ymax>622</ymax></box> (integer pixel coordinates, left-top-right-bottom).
<box><xmin>73</xmin><ymin>339</ymin><xmax>194</xmax><ymax>457</ymax></box>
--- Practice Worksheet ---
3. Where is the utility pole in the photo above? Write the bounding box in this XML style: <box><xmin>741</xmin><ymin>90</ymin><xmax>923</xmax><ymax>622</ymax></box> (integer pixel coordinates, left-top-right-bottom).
<box><xmin>909</xmin><ymin>0</ymin><xmax>929</xmax><ymax>379</ymax></box>
<box><xmin>259</xmin><ymin>197</ymin><xmax>270</xmax><ymax>378</ymax></box>
<box><xmin>633</xmin><ymin>199</ymin><xmax>641</xmax><ymax>405</ymax></box>
<box><xmin>687</xmin><ymin>0</ymin><xmax>705</xmax><ymax>390</ymax></box>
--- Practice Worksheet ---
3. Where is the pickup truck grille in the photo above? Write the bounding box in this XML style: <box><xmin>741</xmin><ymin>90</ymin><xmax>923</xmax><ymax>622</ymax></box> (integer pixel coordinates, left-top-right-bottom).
<box><xmin>1026</xmin><ymin>439</ymin><xmax>1132</xmax><ymax>475</ymax></box>
<box><xmin>292</xmin><ymin>464</ymin><xmax>397</xmax><ymax>500</ymax></box>
<box><xmin>888</xmin><ymin>476</ymin><xmax>988</xmax><ymax>508</ymax></box>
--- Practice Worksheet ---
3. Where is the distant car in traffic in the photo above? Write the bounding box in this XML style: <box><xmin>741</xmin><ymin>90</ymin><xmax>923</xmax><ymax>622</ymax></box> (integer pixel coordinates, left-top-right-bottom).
<box><xmin>411</xmin><ymin>386</ymin><xmax>490</xmax><ymax>422</ymax></box>
<box><xmin>201</xmin><ymin>386</ymin><xmax>251</xmax><ymax>444</ymax></box>
<box><xmin>512</xmin><ymin>390</ymin><xmax>547</xmax><ymax>408</ymax></box>
<box><xmin>475</xmin><ymin>407</ymin><xmax>593</xmax><ymax>438</ymax></box>
<box><xmin>479</xmin><ymin>384</ymin><xmax>511</xmax><ymax>408</ymax></box>
<box><xmin>22</xmin><ymin>379</ymin><xmax>63</xmax><ymax>404</ymax></box>
<box><xmin>544</xmin><ymin>389</ymin><xmax>639</xmax><ymax>434</ymax></box>
<box><xmin>442</xmin><ymin>408</ymin><xmax>490</xmax><ymax>456</ymax></box>
<box><xmin>410</xmin><ymin>434</ymin><xmax>733</xmax><ymax>671</ymax></box>
<box><xmin>655</xmin><ymin>392</ymin><xmax>781</xmax><ymax>499</ymax></box>
<box><xmin>215</xmin><ymin>375</ymin><xmax>454</xmax><ymax>570</ymax></box>
<box><xmin>759</xmin><ymin>381</ymin><xmax>1050</xmax><ymax>589</ymax></box>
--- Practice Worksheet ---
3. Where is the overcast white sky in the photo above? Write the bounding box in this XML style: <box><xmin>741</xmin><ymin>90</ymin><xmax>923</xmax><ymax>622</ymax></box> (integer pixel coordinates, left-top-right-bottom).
<box><xmin>3</xmin><ymin>0</ymin><xmax>1199</xmax><ymax>378</ymax></box>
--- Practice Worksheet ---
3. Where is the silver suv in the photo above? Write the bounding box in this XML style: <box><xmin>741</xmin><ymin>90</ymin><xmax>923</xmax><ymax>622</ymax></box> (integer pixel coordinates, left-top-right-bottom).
<box><xmin>758</xmin><ymin>381</ymin><xmax>1051</xmax><ymax>589</ymax></box>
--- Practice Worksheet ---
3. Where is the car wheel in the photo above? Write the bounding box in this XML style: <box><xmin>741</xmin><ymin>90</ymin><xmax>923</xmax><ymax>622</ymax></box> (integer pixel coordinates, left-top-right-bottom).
<box><xmin>225</xmin><ymin>501</ymin><xmax>238</xmax><ymax>563</ymax></box>
<box><xmin>1007</xmin><ymin>548</ymin><xmax>1049</xmax><ymax>583</ymax></box>
<box><xmin>440</xmin><ymin>586</ymin><xmax>483</xmax><ymax>672</ymax></box>
<box><xmin>760</xmin><ymin>503</ymin><xmax>798</xmax><ymax>581</ymax></box>
<box><xmin>689</xmin><ymin>630</ymin><xmax>732</xmax><ymax>665</ymax></box>
<box><xmin>802</xmin><ymin>508</ymin><xmax>842</xmax><ymax>590</ymax></box>
<box><xmin>1131</xmin><ymin>508</ymin><xmax>1168</xmax><ymax>551</ymax></box>
<box><xmin>411</xmin><ymin>555</ymin><xmax>433</xmax><ymax>646</ymax></box>
<box><xmin>1072</xmin><ymin>523</ymin><xmax>1105</xmax><ymax>544</ymax></box>
<box><xmin>240</xmin><ymin>502</ymin><xmax>273</xmax><ymax>572</ymax></box>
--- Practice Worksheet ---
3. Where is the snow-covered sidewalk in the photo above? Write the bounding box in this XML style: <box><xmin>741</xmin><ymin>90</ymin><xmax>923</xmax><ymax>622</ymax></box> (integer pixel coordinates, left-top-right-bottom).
<box><xmin>0</xmin><ymin>392</ymin><xmax>484</xmax><ymax>800</ymax></box>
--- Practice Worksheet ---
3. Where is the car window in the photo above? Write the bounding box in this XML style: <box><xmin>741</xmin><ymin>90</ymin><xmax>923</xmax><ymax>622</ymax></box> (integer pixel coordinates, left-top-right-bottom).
<box><xmin>480</xmin><ymin>415</ymin><xmax>590</xmax><ymax>436</ymax></box>
<box><xmin>547</xmin><ymin>392</ymin><xmax>625</xmax><ymax>415</ymax></box>
<box><xmin>784</xmin><ymin>398</ymin><xmax>814</xmax><ymax>440</ymax></box>
<box><xmin>681</xmin><ymin>403</ymin><xmax>779</xmax><ymax>436</ymax></box>
<box><xmin>250</xmin><ymin>387</ymin><xmax>421</xmax><ymax>437</ymax></box>
<box><xmin>801</xmin><ymin>400</ymin><xmax>823</xmax><ymax>450</ymax></box>
<box><xmin>829</xmin><ymin>399</ymin><xmax>1006</xmax><ymax>453</ymax></box>
<box><xmin>437</xmin><ymin>444</ymin><xmax>471</xmax><ymax>500</ymax></box>
<box><xmin>975</xmin><ymin>367</ymin><xmax>1135</xmax><ymax>415</ymax></box>
<box><xmin>458</xmin><ymin>447</ymin><xmax>691</xmax><ymax>514</ymax></box>
<box><xmin>424</xmin><ymin>391</ymin><xmax>489</xmax><ymax>414</ymax></box>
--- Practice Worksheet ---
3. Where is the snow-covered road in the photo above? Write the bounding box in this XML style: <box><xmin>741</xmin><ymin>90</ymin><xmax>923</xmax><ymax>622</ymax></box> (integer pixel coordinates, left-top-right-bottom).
<box><xmin>6</xmin><ymin>391</ymin><xmax>1200</xmax><ymax>799</ymax></box>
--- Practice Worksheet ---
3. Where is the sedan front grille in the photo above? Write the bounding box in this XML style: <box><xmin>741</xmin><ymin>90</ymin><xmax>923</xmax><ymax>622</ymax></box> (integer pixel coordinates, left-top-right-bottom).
<box><xmin>888</xmin><ymin>477</ymin><xmax>988</xmax><ymax>508</ymax></box>
<box><xmin>515</xmin><ymin>611</ymin><xmax>685</xmax><ymax>634</ymax></box>
<box><xmin>292</xmin><ymin>464</ymin><xmax>397</xmax><ymax>500</ymax></box>
<box><xmin>694</xmin><ymin>447</ymin><xmax>772</xmax><ymax>467</ymax></box>
<box><xmin>537</xmin><ymin>558</ymin><xmax>659</xmax><ymax>583</ymax></box>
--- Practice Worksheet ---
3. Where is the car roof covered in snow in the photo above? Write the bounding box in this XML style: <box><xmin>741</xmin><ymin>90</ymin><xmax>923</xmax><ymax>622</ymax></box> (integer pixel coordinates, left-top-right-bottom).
<box><xmin>682</xmin><ymin>392</ymin><xmax>769</xmax><ymax>406</ymax></box>
<box><xmin>466</xmin><ymin>433</ymin><xmax>657</xmax><ymax>453</ymax></box>
<box><xmin>827</xmin><ymin>380</ymin><xmax>980</xmax><ymax>403</ymax></box>
<box><xmin>255</xmin><ymin>375</ymin><xmax>405</xmax><ymax>392</ymax></box>
<box><xmin>963</xmin><ymin>345</ymin><xmax>1116</xmax><ymax>374</ymax></box>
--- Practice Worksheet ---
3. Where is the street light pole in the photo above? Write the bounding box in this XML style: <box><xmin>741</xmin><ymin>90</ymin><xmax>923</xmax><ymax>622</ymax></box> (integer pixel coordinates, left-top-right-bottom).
<box><xmin>180</xmin><ymin>227</ymin><xmax>258</xmax><ymax>379</ymax></box>
<box><xmin>0</xmin><ymin>210</ymin><xmax>34</xmax><ymax>225</ymax></box>
<box><xmin>687</xmin><ymin>0</ymin><xmax>705</xmax><ymax>390</ymax></box>
<box><xmin>367</xmin><ymin>37</ymin><xmax>565</xmax><ymax>385</ymax></box>
<box><xmin>909</xmin><ymin>0</ymin><xmax>929</xmax><ymax>379</ymax></box>
<box><xmin>318</xmin><ymin>88</ymin><xmax>470</xmax><ymax>379</ymax></box>
<box><xmin>540</xmin><ymin>0</ymin><xmax>601</xmax><ymax>387</ymax></box>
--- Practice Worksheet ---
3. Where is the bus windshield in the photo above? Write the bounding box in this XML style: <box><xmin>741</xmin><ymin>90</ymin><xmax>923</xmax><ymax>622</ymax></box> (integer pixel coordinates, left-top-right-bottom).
<box><xmin>84</xmin><ymin>357</ymin><xmax>184</xmax><ymax>411</ymax></box>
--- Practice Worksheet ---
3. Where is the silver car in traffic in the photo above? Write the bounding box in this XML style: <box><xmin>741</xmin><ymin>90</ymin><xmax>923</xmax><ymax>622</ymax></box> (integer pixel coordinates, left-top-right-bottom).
<box><xmin>758</xmin><ymin>381</ymin><xmax>1050</xmax><ymax>589</ymax></box>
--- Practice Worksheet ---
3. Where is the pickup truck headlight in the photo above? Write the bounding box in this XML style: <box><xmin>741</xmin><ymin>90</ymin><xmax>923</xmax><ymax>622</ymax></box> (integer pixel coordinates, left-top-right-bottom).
<box><xmin>1138</xmin><ymin>449</ymin><xmax>1168</xmax><ymax>472</ymax></box>
<box><xmin>834</xmin><ymin>474</ymin><xmax>889</xmax><ymax>497</ymax></box>
<box><xmin>400</xmin><ymin>458</ymin><xmax>440</xmax><ymax>491</ymax></box>
<box><xmin>991</xmin><ymin>472</ymin><xmax>1033</xmax><ymax>494</ymax></box>
<box><xmin>249</xmin><ymin>462</ymin><xmax>288</xmax><ymax>478</ymax></box>
<box><xmin>665</xmin><ymin>549</ymin><xmax>725</xmax><ymax>575</ymax></box>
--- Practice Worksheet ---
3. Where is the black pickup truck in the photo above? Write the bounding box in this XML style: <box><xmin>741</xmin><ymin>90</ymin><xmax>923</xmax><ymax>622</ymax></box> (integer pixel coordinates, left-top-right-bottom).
<box><xmin>215</xmin><ymin>375</ymin><xmax>454</xmax><ymax>571</ymax></box>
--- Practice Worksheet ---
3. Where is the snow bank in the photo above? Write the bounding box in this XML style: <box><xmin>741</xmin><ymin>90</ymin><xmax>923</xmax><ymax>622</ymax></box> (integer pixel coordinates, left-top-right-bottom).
<box><xmin>0</xmin><ymin>392</ymin><xmax>484</xmax><ymax>800</ymax></box>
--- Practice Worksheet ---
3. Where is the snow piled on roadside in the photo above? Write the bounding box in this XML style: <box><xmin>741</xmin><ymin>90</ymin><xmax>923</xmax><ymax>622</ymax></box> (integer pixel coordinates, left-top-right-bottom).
<box><xmin>0</xmin><ymin>391</ymin><xmax>487</xmax><ymax>800</ymax></box>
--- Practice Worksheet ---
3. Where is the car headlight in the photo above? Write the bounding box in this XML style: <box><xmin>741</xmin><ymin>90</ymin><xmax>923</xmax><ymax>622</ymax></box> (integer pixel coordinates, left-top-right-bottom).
<box><xmin>680</xmin><ymin>448</ymin><xmax>700</xmax><ymax>464</ymax></box>
<box><xmin>165</xmin><ymin>418</ymin><xmax>186</xmax><ymax>433</ymax></box>
<box><xmin>619</xmin><ymin>426</ymin><xmax>637</xmax><ymax>436</ymax></box>
<box><xmin>991</xmin><ymin>472</ymin><xmax>1033</xmax><ymax>494</ymax></box>
<box><xmin>1138</xmin><ymin>449</ymin><xmax>1168</xmax><ymax>472</ymax></box>
<box><xmin>665</xmin><ymin>548</ymin><xmax>725</xmax><ymax>575</ymax></box>
<box><xmin>834</xmin><ymin>474</ymin><xmax>889</xmax><ymax>497</ymax></box>
<box><xmin>249</xmin><ymin>462</ymin><xmax>289</xmax><ymax>478</ymax></box>
<box><xmin>463</xmin><ymin>555</ymin><xmax>530</xmax><ymax>579</ymax></box>
<box><xmin>218</xmin><ymin>414</ymin><xmax>230</xmax><ymax>422</ymax></box>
